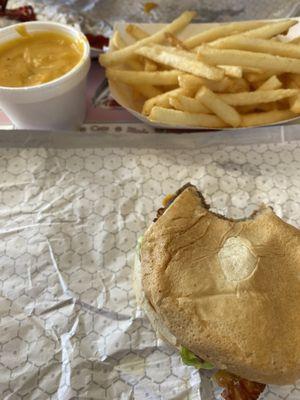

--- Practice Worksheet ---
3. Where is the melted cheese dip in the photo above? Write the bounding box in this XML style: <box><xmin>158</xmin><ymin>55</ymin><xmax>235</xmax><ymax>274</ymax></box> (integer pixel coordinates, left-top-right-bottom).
<box><xmin>0</xmin><ymin>29</ymin><xmax>83</xmax><ymax>87</ymax></box>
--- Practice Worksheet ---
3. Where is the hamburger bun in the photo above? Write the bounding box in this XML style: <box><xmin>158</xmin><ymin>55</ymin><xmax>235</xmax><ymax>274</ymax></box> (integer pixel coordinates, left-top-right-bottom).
<box><xmin>139</xmin><ymin>184</ymin><xmax>300</xmax><ymax>385</ymax></box>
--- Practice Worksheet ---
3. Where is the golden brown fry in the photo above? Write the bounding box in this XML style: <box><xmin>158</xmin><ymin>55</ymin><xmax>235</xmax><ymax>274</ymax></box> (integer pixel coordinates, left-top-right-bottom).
<box><xmin>142</xmin><ymin>88</ymin><xmax>188</xmax><ymax>115</ymax></box>
<box><xmin>100</xmin><ymin>11</ymin><xmax>196</xmax><ymax>66</ymax></box>
<box><xmin>211</xmin><ymin>20</ymin><xmax>297</xmax><ymax>47</ymax></box>
<box><xmin>228</xmin><ymin>78</ymin><xmax>250</xmax><ymax>93</ymax></box>
<box><xmin>236</xmin><ymin>105</ymin><xmax>258</xmax><ymax>113</ymax></box>
<box><xmin>218</xmin><ymin>89</ymin><xmax>298</xmax><ymax>106</ymax></box>
<box><xmin>257</xmin><ymin>76</ymin><xmax>282</xmax><ymax>91</ymax></box>
<box><xmin>149</xmin><ymin>106</ymin><xmax>227</xmax><ymax>128</ymax></box>
<box><xmin>243</xmin><ymin>67</ymin><xmax>263</xmax><ymax>74</ymax></box>
<box><xmin>286</xmin><ymin>73</ymin><xmax>300</xmax><ymax>87</ymax></box>
<box><xmin>111</xmin><ymin>30</ymin><xmax>127</xmax><ymax>49</ymax></box>
<box><xmin>106</xmin><ymin>68</ymin><xmax>182</xmax><ymax>86</ymax></box>
<box><xmin>198</xmin><ymin>46</ymin><xmax>300</xmax><ymax>74</ymax></box>
<box><xmin>241</xmin><ymin>109</ymin><xmax>296</xmax><ymax>127</ymax></box>
<box><xmin>179</xmin><ymin>74</ymin><xmax>249</xmax><ymax>94</ymax></box>
<box><xmin>244</xmin><ymin>70</ymin><xmax>275</xmax><ymax>83</ymax></box>
<box><xmin>290</xmin><ymin>95</ymin><xmax>300</xmax><ymax>113</ymax></box>
<box><xmin>136</xmin><ymin>45</ymin><xmax>224</xmax><ymax>80</ymax></box>
<box><xmin>169</xmin><ymin>95</ymin><xmax>212</xmax><ymax>113</ymax></box>
<box><xmin>196</xmin><ymin>87</ymin><xmax>241</xmax><ymax>127</ymax></box>
<box><xmin>213</xmin><ymin>35</ymin><xmax>300</xmax><ymax>59</ymax></box>
<box><xmin>183</xmin><ymin>20</ymin><xmax>266</xmax><ymax>49</ymax></box>
<box><xmin>285</xmin><ymin>77</ymin><xmax>300</xmax><ymax>113</ymax></box>
<box><xmin>219</xmin><ymin>65</ymin><xmax>243</xmax><ymax>78</ymax></box>
<box><xmin>289</xmin><ymin>36</ymin><xmax>300</xmax><ymax>44</ymax></box>
<box><xmin>236</xmin><ymin>103</ymin><xmax>278</xmax><ymax>113</ymax></box>
<box><xmin>144</xmin><ymin>59</ymin><xmax>158</xmax><ymax>71</ymax></box>
<box><xmin>178</xmin><ymin>74</ymin><xmax>203</xmax><ymax>92</ymax></box>
<box><xmin>126</xmin><ymin>24</ymin><xmax>149</xmax><ymax>40</ymax></box>
<box><xmin>134</xmin><ymin>84</ymin><xmax>162</xmax><ymax>99</ymax></box>
<box><xmin>164</xmin><ymin>32</ymin><xmax>187</xmax><ymax>49</ymax></box>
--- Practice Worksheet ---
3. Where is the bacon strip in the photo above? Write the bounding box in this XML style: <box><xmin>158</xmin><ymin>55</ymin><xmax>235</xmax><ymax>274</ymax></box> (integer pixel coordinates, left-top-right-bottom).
<box><xmin>0</xmin><ymin>3</ymin><xmax>36</xmax><ymax>22</ymax></box>
<box><xmin>214</xmin><ymin>370</ymin><xmax>266</xmax><ymax>400</ymax></box>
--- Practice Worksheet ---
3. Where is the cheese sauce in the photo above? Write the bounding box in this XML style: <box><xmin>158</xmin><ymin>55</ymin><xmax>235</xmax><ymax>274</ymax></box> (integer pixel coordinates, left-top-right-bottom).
<box><xmin>0</xmin><ymin>29</ymin><xmax>83</xmax><ymax>87</ymax></box>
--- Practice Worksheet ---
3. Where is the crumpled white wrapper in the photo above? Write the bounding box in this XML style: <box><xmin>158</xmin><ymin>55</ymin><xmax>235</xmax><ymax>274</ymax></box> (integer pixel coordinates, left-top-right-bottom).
<box><xmin>0</xmin><ymin>125</ymin><xmax>300</xmax><ymax>400</ymax></box>
<box><xmin>4</xmin><ymin>0</ymin><xmax>300</xmax><ymax>30</ymax></box>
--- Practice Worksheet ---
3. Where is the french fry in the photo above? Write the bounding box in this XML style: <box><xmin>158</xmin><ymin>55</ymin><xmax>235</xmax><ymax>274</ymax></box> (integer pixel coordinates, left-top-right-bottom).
<box><xmin>258</xmin><ymin>103</ymin><xmax>280</xmax><ymax>111</ymax></box>
<box><xmin>170</xmin><ymin>95</ymin><xmax>212</xmax><ymax>114</ymax></box>
<box><xmin>219</xmin><ymin>65</ymin><xmax>243</xmax><ymax>78</ymax></box>
<box><xmin>147</xmin><ymin>44</ymin><xmax>200</xmax><ymax>61</ymax></box>
<box><xmin>236</xmin><ymin>105</ymin><xmax>258</xmax><ymax>113</ymax></box>
<box><xmin>243</xmin><ymin>67</ymin><xmax>263</xmax><ymax>74</ymax></box>
<box><xmin>213</xmin><ymin>35</ymin><xmax>300</xmax><ymax>59</ymax></box>
<box><xmin>286</xmin><ymin>78</ymin><xmax>300</xmax><ymax>113</ymax></box>
<box><xmin>144</xmin><ymin>59</ymin><xmax>158</xmax><ymax>71</ymax></box>
<box><xmin>241</xmin><ymin>109</ymin><xmax>296</xmax><ymax>127</ymax></box>
<box><xmin>237</xmin><ymin>20</ymin><xmax>297</xmax><ymax>39</ymax></box>
<box><xmin>211</xmin><ymin>20</ymin><xmax>297</xmax><ymax>47</ymax></box>
<box><xmin>287</xmin><ymin>73</ymin><xmax>300</xmax><ymax>87</ymax></box>
<box><xmin>198</xmin><ymin>46</ymin><xmax>300</xmax><ymax>75</ymax></box>
<box><xmin>218</xmin><ymin>89</ymin><xmax>298</xmax><ymax>106</ymax></box>
<box><xmin>126</xmin><ymin>24</ymin><xmax>149</xmax><ymax>40</ymax></box>
<box><xmin>178</xmin><ymin>74</ymin><xmax>204</xmax><ymax>91</ymax></box>
<box><xmin>196</xmin><ymin>87</ymin><xmax>241</xmax><ymax>127</ymax></box>
<box><xmin>183</xmin><ymin>20</ymin><xmax>267</xmax><ymax>49</ymax></box>
<box><xmin>164</xmin><ymin>32</ymin><xmax>187</xmax><ymax>49</ymax></box>
<box><xmin>134</xmin><ymin>84</ymin><xmax>162</xmax><ymax>99</ymax></box>
<box><xmin>257</xmin><ymin>76</ymin><xmax>282</xmax><ymax>91</ymax></box>
<box><xmin>290</xmin><ymin>36</ymin><xmax>300</xmax><ymax>45</ymax></box>
<box><xmin>111</xmin><ymin>30</ymin><xmax>127</xmax><ymax>49</ymax></box>
<box><xmin>227</xmin><ymin>78</ymin><xmax>250</xmax><ymax>93</ymax></box>
<box><xmin>100</xmin><ymin>11</ymin><xmax>196</xmax><ymax>66</ymax></box>
<box><xmin>142</xmin><ymin>88</ymin><xmax>188</xmax><ymax>115</ymax></box>
<box><xmin>106</xmin><ymin>69</ymin><xmax>183</xmax><ymax>86</ymax></box>
<box><xmin>178</xmin><ymin>74</ymin><xmax>225</xmax><ymax>92</ymax></box>
<box><xmin>179</xmin><ymin>74</ymin><xmax>249</xmax><ymax>93</ymax></box>
<box><xmin>149</xmin><ymin>106</ymin><xmax>228</xmax><ymax>128</ymax></box>
<box><xmin>244</xmin><ymin>70</ymin><xmax>275</xmax><ymax>83</ymax></box>
<box><xmin>136</xmin><ymin>45</ymin><xmax>224</xmax><ymax>80</ymax></box>
<box><xmin>110</xmin><ymin>30</ymin><xmax>145</xmax><ymax>70</ymax></box>
<box><xmin>238</xmin><ymin>103</ymin><xmax>279</xmax><ymax>113</ymax></box>
<box><xmin>290</xmin><ymin>95</ymin><xmax>300</xmax><ymax>113</ymax></box>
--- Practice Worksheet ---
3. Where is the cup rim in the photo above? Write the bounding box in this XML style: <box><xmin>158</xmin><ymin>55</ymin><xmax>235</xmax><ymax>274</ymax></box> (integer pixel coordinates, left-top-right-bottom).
<box><xmin>0</xmin><ymin>21</ymin><xmax>90</xmax><ymax>92</ymax></box>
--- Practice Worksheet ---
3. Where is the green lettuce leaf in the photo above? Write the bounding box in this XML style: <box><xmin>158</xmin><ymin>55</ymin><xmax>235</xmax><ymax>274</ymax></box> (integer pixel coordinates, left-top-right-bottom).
<box><xmin>137</xmin><ymin>236</ymin><xmax>143</xmax><ymax>254</ymax></box>
<box><xmin>180</xmin><ymin>347</ymin><xmax>214</xmax><ymax>370</ymax></box>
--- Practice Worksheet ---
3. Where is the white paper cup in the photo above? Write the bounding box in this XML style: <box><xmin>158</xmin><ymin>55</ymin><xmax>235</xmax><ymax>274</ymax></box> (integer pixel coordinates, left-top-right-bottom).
<box><xmin>0</xmin><ymin>21</ymin><xmax>91</xmax><ymax>131</ymax></box>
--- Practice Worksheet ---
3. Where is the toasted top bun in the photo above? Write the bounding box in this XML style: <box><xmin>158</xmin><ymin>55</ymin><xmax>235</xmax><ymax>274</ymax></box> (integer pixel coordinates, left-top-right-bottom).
<box><xmin>141</xmin><ymin>184</ymin><xmax>300</xmax><ymax>385</ymax></box>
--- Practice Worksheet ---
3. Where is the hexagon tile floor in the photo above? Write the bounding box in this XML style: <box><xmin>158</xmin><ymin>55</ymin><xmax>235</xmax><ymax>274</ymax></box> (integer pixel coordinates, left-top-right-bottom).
<box><xmin>0</xmin><ymin>127</ymin><xmax>300</xmax><ymax>399</ymax></box>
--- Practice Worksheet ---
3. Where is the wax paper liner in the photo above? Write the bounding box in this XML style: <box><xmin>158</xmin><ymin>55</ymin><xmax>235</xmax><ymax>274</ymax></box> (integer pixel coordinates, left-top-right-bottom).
<box><xmin>0</xmin><ymin>125</ymin><xmax>300</xmax><ymax>399</ymax></box>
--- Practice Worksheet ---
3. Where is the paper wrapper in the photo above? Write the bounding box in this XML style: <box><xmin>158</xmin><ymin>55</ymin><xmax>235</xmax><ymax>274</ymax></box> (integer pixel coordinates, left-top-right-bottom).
<box><xmin>108</xmin><ymin>19</ymin><xmax>300</xmax><ymax>131</ymax></box>
<box><xmin>4</xmin><ymin>0</ymin><xmax>300</xmax><ymax>29</ymax></box>
<box><xmin>0</xmin><ymin>126</ymin><xmax>300</xmax><ymax>399</ymax></box>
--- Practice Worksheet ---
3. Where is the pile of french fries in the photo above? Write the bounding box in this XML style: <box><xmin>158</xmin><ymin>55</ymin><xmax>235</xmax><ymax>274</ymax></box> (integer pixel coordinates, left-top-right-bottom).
<box><xmin>99</xmin><ymin>11</ymin><xmax>300</xmax><ymax>129</ymax></box>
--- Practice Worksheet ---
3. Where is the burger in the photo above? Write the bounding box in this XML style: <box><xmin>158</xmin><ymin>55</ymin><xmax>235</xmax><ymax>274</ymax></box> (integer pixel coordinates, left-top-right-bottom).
<box><xmin>133</xmin><ymin>183</ymin><xmax>300</xmax><ymax>400</ymax></box>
